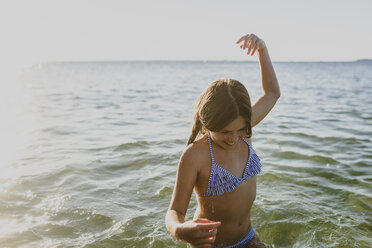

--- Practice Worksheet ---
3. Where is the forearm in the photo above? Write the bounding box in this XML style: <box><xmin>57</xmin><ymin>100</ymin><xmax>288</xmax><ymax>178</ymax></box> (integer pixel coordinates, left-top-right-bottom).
<box><xmin>165</xmin><ymin>209</ymin><xmax>185</xmax><ymax>239</ymax></box>
<box><xmin>258</xmin><ymin>46</ymin><xmax>280</xmax><ymax>98</ymax></box>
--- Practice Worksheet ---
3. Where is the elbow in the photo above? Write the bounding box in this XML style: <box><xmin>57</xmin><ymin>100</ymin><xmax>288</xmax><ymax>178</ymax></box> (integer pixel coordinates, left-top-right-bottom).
<box><xmin>268</xmin><ymin>90</ymin><xmax>280</xmax><ymax>101</ymax></box>
<box><xmin>275</xmin><ymin>89</ymin><xmax>281</xmax><ymax>100</ymax></box>
<box><xmin>273</xmin><ymin>84</ymin><xmax>281</xmax><ymax>100</ymax></box>
<box><xmin>165</xmin><ymin>209</ymin><xmax>183</xmax><ymax>239</ymax></box>
<box><xmin>274</xmin><ymin>84</ymin><xmax>281</xmax><ymax>99</ymax></box>
<box><xmin>165</xmin><ymin>210</ymin><xmax>173</xmax><ymax>234</ymax></box>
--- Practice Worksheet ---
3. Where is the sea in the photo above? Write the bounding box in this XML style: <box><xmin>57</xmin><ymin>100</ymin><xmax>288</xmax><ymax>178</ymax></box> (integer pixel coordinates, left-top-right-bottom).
<box><xmin>0</xmin><ymin>61</ymin><xmax>371</xmax><ymax>248</ymax></box>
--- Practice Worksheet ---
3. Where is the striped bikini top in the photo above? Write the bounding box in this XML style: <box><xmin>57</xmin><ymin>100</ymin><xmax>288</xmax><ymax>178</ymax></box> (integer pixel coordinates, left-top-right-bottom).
<box><xmin>198</xmin><ymin>136</ymin><xmax>262</xmax><ymax>197</ymax></box>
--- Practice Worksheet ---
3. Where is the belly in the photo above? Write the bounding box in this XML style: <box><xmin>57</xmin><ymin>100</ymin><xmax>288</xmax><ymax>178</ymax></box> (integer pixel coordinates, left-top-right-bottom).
<box><xmin>194</xmin><ymin>177</ymin><xmax>256</xmax><ymax>245</ymax></box>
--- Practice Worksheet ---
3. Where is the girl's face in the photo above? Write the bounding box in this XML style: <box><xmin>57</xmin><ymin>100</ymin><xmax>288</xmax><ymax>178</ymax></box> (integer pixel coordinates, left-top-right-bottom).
<box><xmin>207</xmin><ymin>116</ymin><xmax>247</xmax><ymax>150</ymax></box>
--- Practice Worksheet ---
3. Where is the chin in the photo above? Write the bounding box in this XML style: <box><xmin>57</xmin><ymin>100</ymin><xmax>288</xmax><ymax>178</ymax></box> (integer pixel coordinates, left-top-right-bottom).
<box><xmin>222</xmin><ymin>141</ymin><xmax>236</xmax><ymax>149</ymax></box>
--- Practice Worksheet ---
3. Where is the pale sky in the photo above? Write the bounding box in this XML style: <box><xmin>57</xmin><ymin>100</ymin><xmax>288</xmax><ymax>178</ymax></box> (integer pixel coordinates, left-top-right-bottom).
<box><xmin>0</xmin><ymin>0</ymin><xmax>371</xmax><ymax>168</ymax></box>
<box><xmin>1</xmin><ymin>0</ymin><xmax>372</xmax><ymax>70</ymax></box>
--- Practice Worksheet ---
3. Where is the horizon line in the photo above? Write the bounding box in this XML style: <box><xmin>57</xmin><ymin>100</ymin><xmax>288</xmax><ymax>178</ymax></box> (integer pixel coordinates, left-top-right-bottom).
<box><xmin>40</xmin><ymin>58</ymin><xmax>372</xmax><ymax>64</ymax></box>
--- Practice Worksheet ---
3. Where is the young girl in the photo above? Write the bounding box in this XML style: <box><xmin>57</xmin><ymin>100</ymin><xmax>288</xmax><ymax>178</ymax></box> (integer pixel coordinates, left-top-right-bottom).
<box><xmin>166</xmin><ymin>33</ymin><xmax>280</xmax><ymax>248</ymax></box>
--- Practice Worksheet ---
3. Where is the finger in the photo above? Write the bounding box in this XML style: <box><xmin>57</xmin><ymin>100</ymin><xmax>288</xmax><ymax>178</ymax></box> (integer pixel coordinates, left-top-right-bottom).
<box><xmin>197</xmin><ymin>222</ymin><xmax>221</xmax><ymax>230</ymax></box>
<box><xmin>194</xmin><ymin>218</ymin><xmax>220</xmax><ymax>224</ymax></box>
<box><xmin>194</xmin><ymin>236</ymin><xmax>216</xmax><ymax>246</ymax></box>
<box><xmin>247</xmin><ymin>37</ymin><xmax>257</xmax><ymax>55</ymax></box>
<box><xmin>236</xmin><ymin>35</ymin><xmax>247</xmax><ymax>44</ymax></box>
<box><xmin>243</xmin><ymin>39</ymin><xmax>251</xmax><ymax>50</ymax></box>
<box><xmin>243</xmin><ymin>34</ymin><xmax>253</xmax><ymax>50</ymax></box>
<box><xmin>251</xmin><ymin>43</ymin><xmax>257</xmax><ymax>56</ymax></box>
<box><xmin>191</xmin><ymin>243</ymin><xmax>211</xmax><ymax>248</ymax></box>
<box><xmin>194</xmin><ymin>244</ymin><xmax>212</xmax><ymax>248</ymax></box>
<box><xmin>196</xmin><ymin>220</ymin><xmax>221</xmax><ymax>227</ymax></box>
<box><xmin>203</xmin><ymin>236</ymin><xmax>216</xmax><ymax>245</ymax></box>
<box><xmin>247</xmin><ymin>38</ymin><xmax>256</xmax><ymax>54</ymax></box>
<box><xmin>197</xmin><ymin>229</ymin><xmax>217</xmax><ymax>238</ymax></box>
<box><xmin>194</xmin><ymin>218</ymin><xmax>213</xmax><ymax>223</ymax></box>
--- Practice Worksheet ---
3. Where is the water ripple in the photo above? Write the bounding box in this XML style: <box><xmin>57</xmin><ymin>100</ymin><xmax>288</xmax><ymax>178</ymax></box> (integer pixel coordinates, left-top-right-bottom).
<box><xmin>2</xmin><ymin>61</ymin><xmax>370</xmax><ymax>247</ymax></box>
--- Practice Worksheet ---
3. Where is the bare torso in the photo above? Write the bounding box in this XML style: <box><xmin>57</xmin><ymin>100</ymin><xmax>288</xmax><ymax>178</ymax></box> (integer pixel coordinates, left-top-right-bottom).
<box><xmin>192</xmin><ymin>135</ymin><xmax>257</xmax><ymax>246</ymax></box>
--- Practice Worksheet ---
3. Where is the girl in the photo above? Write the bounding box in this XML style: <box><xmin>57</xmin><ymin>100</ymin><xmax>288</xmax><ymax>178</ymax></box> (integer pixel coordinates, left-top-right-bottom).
<box><xmin>166</xmin><ymin>33</ymin><xmax>280</xmax><ymax>248</ymax></box>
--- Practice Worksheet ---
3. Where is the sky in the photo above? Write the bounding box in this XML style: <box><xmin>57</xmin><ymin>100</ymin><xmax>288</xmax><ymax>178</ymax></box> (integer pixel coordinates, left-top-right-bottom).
<box><xmin>0</xmin><ymin>0</ymin><xmax>371</xmax><ymax>168</ymax></box>
<box><xmin>1</xmin><ymin>0</ymin><xmax>372</xmax><ymax>72</ymax></box>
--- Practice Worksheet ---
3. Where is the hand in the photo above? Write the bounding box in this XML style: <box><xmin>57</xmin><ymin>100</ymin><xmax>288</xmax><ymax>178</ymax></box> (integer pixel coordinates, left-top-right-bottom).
<box><xmin>236</xmin><ymin>33</ymin><xmax>266</xmax><ymax>56</ymax></box>
<box><xmin>176</xmin><ymin>218</ymin><xmax>221</xmax><ymax>248</ymax></box>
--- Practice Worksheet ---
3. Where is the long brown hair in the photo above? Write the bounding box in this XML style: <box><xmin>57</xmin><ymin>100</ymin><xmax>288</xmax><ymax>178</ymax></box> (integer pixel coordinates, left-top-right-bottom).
<box><xmin>187</xmin><ymin>79</ymin><xmax>252</xmax><ymax>145</ymax></box>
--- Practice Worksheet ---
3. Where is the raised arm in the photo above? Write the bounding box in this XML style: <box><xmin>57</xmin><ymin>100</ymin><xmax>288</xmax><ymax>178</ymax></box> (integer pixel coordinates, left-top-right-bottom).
<box><xmin>165</xmin><ymin>145</ymin><xmax>221</xmax><ymax>247</ymax></box>
<box><xmin>236</xmin><ymin>34</ymin><xmax>280</xmax><ymax>127</ymax></box>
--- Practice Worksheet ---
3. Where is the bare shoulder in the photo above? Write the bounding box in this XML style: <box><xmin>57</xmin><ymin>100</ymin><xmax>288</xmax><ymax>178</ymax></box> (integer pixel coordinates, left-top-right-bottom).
<box><xmin>180</xmin><ymin>135</ymin><xmax>210</xmax><ymax>171</ymax></box>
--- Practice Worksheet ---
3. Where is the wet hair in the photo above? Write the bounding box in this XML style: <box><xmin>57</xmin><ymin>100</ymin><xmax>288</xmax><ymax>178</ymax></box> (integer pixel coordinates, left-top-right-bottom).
<box><xmin>187</xmin><ymin>79</ymin><xmax>252</xmax><ymax>145</ymax></box>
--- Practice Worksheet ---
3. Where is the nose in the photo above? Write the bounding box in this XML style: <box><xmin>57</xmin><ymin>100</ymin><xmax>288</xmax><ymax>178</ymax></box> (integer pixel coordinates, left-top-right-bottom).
<box><xmin>227</xmin><ymin>132</ymin><xmax>239</xmax><ymax>143</ymax></box>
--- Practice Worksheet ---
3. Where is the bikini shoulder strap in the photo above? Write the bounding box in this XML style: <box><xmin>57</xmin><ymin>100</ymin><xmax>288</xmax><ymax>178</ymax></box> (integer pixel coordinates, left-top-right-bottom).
<box><xmin>241</xmin><ymin>137</ymin><xmax>251</xmax><ymax>147</ymax></box>
<box><xmin>207</xmin><ymin>136</ymin><xmax>215</xmax><ymax>163</ymax></box>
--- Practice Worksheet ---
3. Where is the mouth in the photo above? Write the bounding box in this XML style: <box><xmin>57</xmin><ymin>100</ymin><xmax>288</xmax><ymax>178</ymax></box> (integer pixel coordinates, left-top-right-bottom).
<box><xmin>224</xmin><ymin>141</ymin><xmax>235</xmax><ymax>147</ymax></box>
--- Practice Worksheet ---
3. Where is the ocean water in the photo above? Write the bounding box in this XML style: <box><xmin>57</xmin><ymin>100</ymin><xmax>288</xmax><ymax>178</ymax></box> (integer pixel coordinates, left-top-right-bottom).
<box><xmin>1</xmin><ymin>61</ymin><xmax>371</xmax><ymax>248</ymax></box>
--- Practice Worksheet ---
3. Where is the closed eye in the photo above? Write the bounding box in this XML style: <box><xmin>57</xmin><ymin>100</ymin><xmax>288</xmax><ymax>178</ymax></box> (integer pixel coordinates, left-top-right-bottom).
<box><xmin>220</xmin><ymin>127</ymin><xmax>246</xmax><ymax>134</ymax></box>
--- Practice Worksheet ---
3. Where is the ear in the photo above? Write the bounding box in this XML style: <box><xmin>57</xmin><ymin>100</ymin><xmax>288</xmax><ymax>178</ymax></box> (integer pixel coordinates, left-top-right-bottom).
<box><xmin>246</xmin><ymin>124</ymin><xmax>252</xmax><ymax>138</ymax></box>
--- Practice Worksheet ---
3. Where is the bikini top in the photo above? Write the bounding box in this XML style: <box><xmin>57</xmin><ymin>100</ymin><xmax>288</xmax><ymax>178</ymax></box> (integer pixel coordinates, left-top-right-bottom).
<box><xmin>198</xmin><ymin>136</ymin><xmax>262</xmax><ymax>197</ymax></box>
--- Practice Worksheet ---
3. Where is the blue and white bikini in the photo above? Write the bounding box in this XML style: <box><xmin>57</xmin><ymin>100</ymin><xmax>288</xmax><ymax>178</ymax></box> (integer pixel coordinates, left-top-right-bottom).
<box><xmin>200</xmin><ymin>136</ymin><xmax>262</xmax><ymax>248</ymax></box>
<box><xmin>199</xmin><ymin>136</ymin><xmax>262</xmax><ymax>197</ymax></box>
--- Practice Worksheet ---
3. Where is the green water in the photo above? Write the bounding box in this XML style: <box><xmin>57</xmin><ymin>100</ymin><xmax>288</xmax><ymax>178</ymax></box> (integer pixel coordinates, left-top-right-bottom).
<box><xmin>0</xmin><ymin>61</ymin><xmax>371</xmax><ymax>247</ymax></box>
